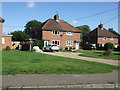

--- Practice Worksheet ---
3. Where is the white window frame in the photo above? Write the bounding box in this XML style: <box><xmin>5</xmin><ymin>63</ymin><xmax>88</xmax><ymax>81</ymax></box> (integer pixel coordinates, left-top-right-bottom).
<box><xmin>2</xmin><ymin>38</ymin><xmax>5</xmax><ymax>44</ymax></box>
<box><xmin>110</xmin><ymin>37</ymin><xmax>114</xmax><ymax>40</ymax></box>
<box><xmin>66</xmin><ymin>41</ymin><xmax>73</xmax><ymax>46</ymax></box>
<box><xmin>66</xmin><ymin>31</ymin><xmax>73</xmax><ymax>36</ymax></box>
<box><xmin>103</xmin><ymin>37</ymin><xmax>107</xmax><ymax>40</ymax></box>
<box><xmin>52</xmin><ymin>40</ymin><xmax>60</xmax><ymax>46</ymax></box>
<box><xmin>52</xmin><ymin>30</ymin><xmax>60</xmax><ymax>35</ymax></box>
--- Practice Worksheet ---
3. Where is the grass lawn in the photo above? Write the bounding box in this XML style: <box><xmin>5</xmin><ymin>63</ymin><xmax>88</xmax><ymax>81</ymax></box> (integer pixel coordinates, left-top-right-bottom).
<box><xmin>2</xmin><ymin>51</ymin><xmax>120</xmax><ymax>75</ymax></box>
<box><xmin>60</xmin><ymin>50</ymin><xmax>120</xmax><ymax>60</ymax></box>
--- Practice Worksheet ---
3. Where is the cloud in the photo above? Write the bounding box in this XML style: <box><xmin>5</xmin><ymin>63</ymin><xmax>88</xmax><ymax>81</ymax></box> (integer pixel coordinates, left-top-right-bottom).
<box><xmin>71</xmin><ymin>20</ymin><xmax>78</xmax><ymax>25</ymax></box>
<box><xmin>27</xmin><ymin>2</ymin><xmax>36</xmax><ymax>8</ymax></box>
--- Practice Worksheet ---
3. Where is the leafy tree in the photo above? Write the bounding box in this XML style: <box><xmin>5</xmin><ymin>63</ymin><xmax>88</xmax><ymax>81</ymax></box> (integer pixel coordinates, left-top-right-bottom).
<box><xmin>108</xmin><ymin>28</ymin><xmax>119</xmax><ymax>36</ymax></box>
<box><xmin>11</xmin><ymin>30</ymin><xmax>30</xmax><ymax>41</ymax></box>
<box><xmin>104</xmin><ymin>42</ymin><xmax>114</xmax><ymax>50</ymax></box>
<box><xmin>76</xmin><ymin>25</ymin><xmax>91</xmax><ymax>42</ymax></box>
<box><xmin>24</xmin><ymin>20</ymin><xmax>42</xmax><ymax>37</ymax></box>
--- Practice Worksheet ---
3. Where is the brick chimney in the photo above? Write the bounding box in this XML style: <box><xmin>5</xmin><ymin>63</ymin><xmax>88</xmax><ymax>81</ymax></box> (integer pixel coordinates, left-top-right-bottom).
<box><xmin>54</xmin><ymin>14</ymin><xmax>59</xmax><ymax>21</ymax></box>
<box><xmin>98</xmin><ymin>24</ymin><xmax>104</xmax><ymax>30</ymax></box>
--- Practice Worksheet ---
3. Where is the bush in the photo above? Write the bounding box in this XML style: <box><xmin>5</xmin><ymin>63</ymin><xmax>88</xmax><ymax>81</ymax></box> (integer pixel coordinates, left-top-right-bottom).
<box><xmin>32</xmin><ymin>40</ymin><xmax>44</xmax><ymax>49</ymax></box>
<box><xmin>104</xmin><ymin>42</ymin><xmax>114</xmax><ymax>50</ymax></box>
<box><xmin>5</xmin><ymin>46</ymin><xmax>11</xmax><ymax>51</ymax></box>
<box><xmin>103</xmin><ymin>49</ymin><xmax>112</xmax><ymax>56</ymax></box>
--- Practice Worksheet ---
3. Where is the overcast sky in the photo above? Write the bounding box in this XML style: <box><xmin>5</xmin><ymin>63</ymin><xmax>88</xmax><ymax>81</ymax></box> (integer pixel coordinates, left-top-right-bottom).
<box><xmin>2</xmin><ymin>2</ymin><xmax>119</xmax><ymax>34</ymax></box>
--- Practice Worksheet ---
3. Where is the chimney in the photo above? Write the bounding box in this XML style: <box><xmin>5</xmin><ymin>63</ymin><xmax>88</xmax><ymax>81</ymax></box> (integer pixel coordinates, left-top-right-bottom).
<box><xmin>98</xmin><ymin>24</ymin><xmax>103</xmax><ymax>30</ymax></box>
<box><xmin>54</xmin><ymin>14</ymin><xmax>59</xmax><ymax>21</ymax></box>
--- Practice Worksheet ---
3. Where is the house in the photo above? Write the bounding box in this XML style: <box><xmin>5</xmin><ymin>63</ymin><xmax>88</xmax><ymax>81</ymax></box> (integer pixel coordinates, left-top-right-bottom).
<box><xmin>2</xmin><ymin>34</ymin><xmax>13</xmax><ymax>49</ymax></box>
<box><xmin>83</xmin><ymin>24</ymin><xmax>119</xmax><ymax>49</ymax></box>
<box><xmin>32</xmin><ymin>14</ymin><xmax>81</xmax><ymax>50</ymax></box>
<box><xmin>0</xmin><ymin>17</ymin><xmax>5</xmax><ymax>50</ymax></box>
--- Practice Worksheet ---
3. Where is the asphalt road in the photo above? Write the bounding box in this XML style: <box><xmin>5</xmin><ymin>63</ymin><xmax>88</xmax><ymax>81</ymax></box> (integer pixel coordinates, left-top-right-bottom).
<box><xmin>2</xmin><ymin>70</ymin><xmax>119</xmax><ymax>87</ymax></box>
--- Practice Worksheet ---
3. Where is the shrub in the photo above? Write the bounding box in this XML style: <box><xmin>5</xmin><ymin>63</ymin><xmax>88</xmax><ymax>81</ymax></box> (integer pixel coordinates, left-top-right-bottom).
<box><xmin>59</xmin><ymin>47</ymin><xmax>63</xmax><ymax>50</ymax></box>
<box><xmin>65</xmin><ymin>47</ymin><xmax>68</xmax><ymax>50</ymax></box>
<box><xmin>104</xmin><ymin>42</ymin><xmax>114</xmax><ymax>50</ymax></box>
<box><xmin>103</xmin><ymin>49</ymin><xmax>112</xmax><ymax>56</ymax></box>
<box><xmin>32</xmin><ymin>40</ymin><xmax>44</xmax><ymax>49</ymax></box>
<box><xmin>5</xmin><ymin>46</ymin><xmax>11</xmax><ymax>51</ymax></box>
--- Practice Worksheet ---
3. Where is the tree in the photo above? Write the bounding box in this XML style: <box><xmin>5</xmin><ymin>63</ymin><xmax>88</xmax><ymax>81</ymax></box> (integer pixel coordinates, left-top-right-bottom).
<box><xmin>11</xmin><ymin>30</ymin><xmax>30</xmax><ymax>41</ymax></box>
<box><xmin>24</xmin><ymin>20</ymin><xmax>42</xmax><ymax>37</ymax></box>
<box><xmin>76</xmin><ymin>25</ymin><xmax>91</xmax><ymax>42</ymax></box>
<box><xmin>108</xmin><ymin>28</ymin><xmax>119</xmax><ymax>36</ymax></box>
<box><xmin>32</xmin><ymin>40</ymin><xmax>44</xmax><ymax>49</ymax></box>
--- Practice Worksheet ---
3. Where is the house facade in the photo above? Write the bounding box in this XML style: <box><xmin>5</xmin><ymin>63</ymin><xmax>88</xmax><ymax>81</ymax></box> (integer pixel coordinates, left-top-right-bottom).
<box><xmin>32</xmin><ymin>14</ymin><xmax>81</xmax><ymax>50</ymax></box>
<box><xmin>0</xmin><ymin>17</ymin><xmax>5</xmax><ymax>50</ymax></box>
<box><xmin>83</xmin><ymin>24</ymin><xmax>119</xmax><ymax>49</ymax></box>
<box><xmin>2</xmin><ymin>34</ymin><xmax>13</xmax><ymax>49</ymax></box>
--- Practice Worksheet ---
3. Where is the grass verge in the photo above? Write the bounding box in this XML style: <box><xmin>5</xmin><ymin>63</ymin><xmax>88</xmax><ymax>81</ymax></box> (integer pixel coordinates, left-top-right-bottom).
<box><xmin>2</xmin><ymin>51</ymin><xmax>120</xmax><ymax>75</ymax></box>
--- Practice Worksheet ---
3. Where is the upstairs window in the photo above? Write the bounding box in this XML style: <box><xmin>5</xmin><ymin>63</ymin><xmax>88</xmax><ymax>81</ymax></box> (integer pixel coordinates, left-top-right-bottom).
<box><xmin>103</xmin><ymin>37</ymin><xmax>107</xmax><ymax>40</ymax></box>
<box><xmin>66</xmin><ymin>31</ymin><xmax>73</xmax><ymax>36</ymax></box>
<box><xmin>52</xmin><ymin>30</ymin><xmax>60</xmax><ymax>35</ymax></box>
<box><xmin>2</xmin><ymin>38</ymin><xmax>5</xmax><ymax>44</ymax></box>
<box><xmin>110</xmin><ymin>37</ymin><xmax>114</xmax><ymax>40</ymax></box>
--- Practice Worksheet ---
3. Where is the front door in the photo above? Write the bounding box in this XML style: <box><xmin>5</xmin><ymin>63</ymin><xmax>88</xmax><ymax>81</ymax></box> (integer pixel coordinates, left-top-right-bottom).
<box><xmin>44</xmin><ymin>41</ymin><xmax>48</xmax><ymax>47</ymax></box>
<box><xmin>75</xmin><ymin>42</ymin><xmax>79</xmax><ymax>50</ymax></box>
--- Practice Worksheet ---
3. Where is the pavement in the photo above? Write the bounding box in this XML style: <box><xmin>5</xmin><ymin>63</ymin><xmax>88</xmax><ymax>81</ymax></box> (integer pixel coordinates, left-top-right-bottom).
<box><xmin>41</xmin><ymin>52</ymin><xmax>120</xmax><ymax>66</ymax></box>
<box><xmin>2</xmin><ymin>70</ymin><xmax>119</xmax><ymax>87</ymax></box>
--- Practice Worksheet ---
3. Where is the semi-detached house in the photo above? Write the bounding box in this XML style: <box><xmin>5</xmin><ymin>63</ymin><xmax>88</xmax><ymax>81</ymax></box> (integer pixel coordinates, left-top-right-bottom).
<box><xmin>32</xmin><ymin>14</ymin><xmax>81</xmax><ymax>50</ymax></box>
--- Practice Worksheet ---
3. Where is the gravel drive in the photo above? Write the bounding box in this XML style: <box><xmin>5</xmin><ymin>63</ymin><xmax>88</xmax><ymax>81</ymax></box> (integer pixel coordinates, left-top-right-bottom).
<box><xmin>41</xmin><ymin>52</ymin><xmax>119</xmax><ymax>66</ymax></box>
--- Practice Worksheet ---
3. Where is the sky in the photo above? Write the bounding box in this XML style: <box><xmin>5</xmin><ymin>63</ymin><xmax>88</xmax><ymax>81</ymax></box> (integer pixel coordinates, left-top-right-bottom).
<box><xmin>1</xmin><ymin>2</ymin><xmax>119</xmax><ymax>34</ymax></box>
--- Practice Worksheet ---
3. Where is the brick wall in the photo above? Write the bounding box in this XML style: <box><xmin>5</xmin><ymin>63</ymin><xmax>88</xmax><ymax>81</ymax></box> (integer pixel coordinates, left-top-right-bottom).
<box><xmin>98</xmin><ymin>37</ymin><xmax>118</xmax><ymax>45</ymax></box>
<box><xmin>2</xmin><ymin>36</ymin><xmax>12</xmax><ymax>49</ymax></box>
<box><xmin>42</xmin><ymin>30</ymin><xmax>80</xmax><ymax>49</ymax></box>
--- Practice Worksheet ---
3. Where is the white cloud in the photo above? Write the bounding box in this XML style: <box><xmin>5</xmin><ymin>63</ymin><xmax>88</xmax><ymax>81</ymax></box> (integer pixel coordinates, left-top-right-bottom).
<box><xmin>27</xmin><ymin>2</ymin><xmax>36</xmax><ymax>8</ymax></box>
<box><xmin>71</xmin><ymin>20</ymin><xmax>78</xmax><ymax>25</ymax></box>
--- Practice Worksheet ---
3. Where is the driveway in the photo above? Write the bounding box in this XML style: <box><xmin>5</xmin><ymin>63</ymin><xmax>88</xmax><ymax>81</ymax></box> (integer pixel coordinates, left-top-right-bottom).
<box><xmin>42</xmin><ymin>52</ymin><xmax>119</xmax><ymax>66</ymax></box>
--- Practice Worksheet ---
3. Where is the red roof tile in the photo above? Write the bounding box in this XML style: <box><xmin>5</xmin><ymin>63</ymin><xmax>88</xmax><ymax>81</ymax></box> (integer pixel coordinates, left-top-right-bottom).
<box><xmin>36</xmin><ymin>14</ymin><xmax>81</xmax><ymax>32</ymax></box>
<box><xmin>0</xmin><ymin>17</ymin><xmax>5</xmax><ymax>23</ymax></box>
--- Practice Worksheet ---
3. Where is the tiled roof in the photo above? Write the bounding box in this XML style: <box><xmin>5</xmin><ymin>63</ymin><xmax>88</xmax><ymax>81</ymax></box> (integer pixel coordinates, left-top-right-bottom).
<box><xmin>0</xmin><ymin>17</ymin><xmax>5</xmax><ymax>23</ymax></box>
<box><xmin>85</xmin><ymin>24</ymin><xmax>119</xmax><ymax>38</ymax></box>
<box><xmin>96</xmin><ymin>28</ymin><xmax>118</xmax><ymax>38</ymax></box>
<box><xmin>36</xmin><ymin>15</ymin><xmax>81</xmax><ymax>32</ymax></box>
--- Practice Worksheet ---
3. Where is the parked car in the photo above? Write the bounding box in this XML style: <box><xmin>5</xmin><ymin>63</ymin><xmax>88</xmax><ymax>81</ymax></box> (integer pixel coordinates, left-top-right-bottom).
<box><xmin>44</xmin><ymin>44</ymin><xmax>59</xmax><ymax>52</ymax></box>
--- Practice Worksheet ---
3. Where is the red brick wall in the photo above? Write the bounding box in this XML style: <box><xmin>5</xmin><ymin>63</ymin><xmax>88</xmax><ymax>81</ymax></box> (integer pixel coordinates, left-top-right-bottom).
<box><xmin>42</xmin><ymin>30</ymin><xmax>80</xmax><ymax>49</ymax></box>
<box><xmin>98</xmin><ymin>37</ymin><xmax>118</xmax><ymax>45</ymax></box>
<box><xmin>2</xmin><ymin>36</ymin><xmax>12</xmax><ymax>49</ymax></box>
<box><xmin>0</xmin><ymin>23</ymin><xmax>2</xmax><ymax>50</ymax></box>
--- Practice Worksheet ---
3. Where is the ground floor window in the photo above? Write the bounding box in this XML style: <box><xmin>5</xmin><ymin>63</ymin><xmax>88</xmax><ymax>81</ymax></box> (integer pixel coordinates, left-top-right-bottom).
<box><xmin>66</xmin><ymin>41</ymin><xmax>73</xmax><ymax>46</ymax></box>
<box><xmin>52</xmin><ymin>40</ymin><xmax>60</xmax><ymax>46</ymax></box>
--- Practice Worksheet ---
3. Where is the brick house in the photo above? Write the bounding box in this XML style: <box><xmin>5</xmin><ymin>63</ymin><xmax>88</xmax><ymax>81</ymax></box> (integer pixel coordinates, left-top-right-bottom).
<box><xmin>83</xmin><ymin>24</ymin><xmax>119</xmax><ymax>49</ymax></box>
<box><xmin>2</xmin><ymin>34</ymin><xmax>13</xmax><ymax>49</ymax></box>
<box><xmin>0</xmin><ymin>17</ymin><xmax>5</xmax><ymax>50</ymax></box>
<box><xmin>32</xmin><ymin>14</ymin><xmax>81</xmax><ymax>50</ymax></box>
<box><xmin>0</xmin><ymin>17</ymin><xmax>13</xmax><ymax>49</ymax></box>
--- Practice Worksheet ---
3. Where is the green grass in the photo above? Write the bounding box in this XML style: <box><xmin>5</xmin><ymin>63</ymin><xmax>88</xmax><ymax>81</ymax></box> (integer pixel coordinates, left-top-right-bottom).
<box><xmin>2</xmin><ymin>51</ymin><xmax>120</xmax><ymax>75</ymax></box>
<box><xmin>60</xmin><ymin>50</ymin><xmax>120</xmax><ymax>60</ymax></box>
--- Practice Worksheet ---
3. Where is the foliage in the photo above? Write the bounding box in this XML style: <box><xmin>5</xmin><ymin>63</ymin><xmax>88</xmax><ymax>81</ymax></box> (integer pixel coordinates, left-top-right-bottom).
<box><xmin>108</xmin><ymin>28</ymin><xmax>119</xmax><ymax>36</ymax></box>
<box><xmin>11</xmin><ymin>30</ymin><xmax>30</xmax><ymax>41</ymax></box>
<box><xmin>104</xmin><ymin>42</ymin><xmax>114</xmax><ymax>50</ymax></box>
<box><xmin>102</xmin><ymin>49</ymin><xmax>112</xmax><ymax>56</ymax></box>
<box><xmin>32</xmin><ymin>40</ymin><xmax>44</xmax><ymax>49</ymax></box>
<box><xmin>76</xmin><ymin>25</ymin><xmax>91</xmax><ymax>42</ymax></box>
<box><xmin>2</xmin><ymin>51</ymin><xmax>120</xmax><ymax>75</ymax></box>
<box><xmin>24</xmin><ymin>20</ymin><xmax>42</xmax><ymax>37</ymax></box>
<box><xmin>5</xmin><ymin>46</ymin><xmax>11</xmax><ymax>51</ymax></box>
